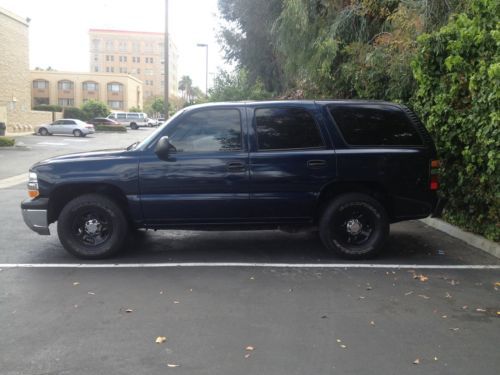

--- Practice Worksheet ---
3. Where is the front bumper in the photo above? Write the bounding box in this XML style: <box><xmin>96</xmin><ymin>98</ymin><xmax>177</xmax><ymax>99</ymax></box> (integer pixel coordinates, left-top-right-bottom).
<box><xmin>21</xmin><ymin>198</ymin><xmax>50</xmax><ymax>235</ymax></box>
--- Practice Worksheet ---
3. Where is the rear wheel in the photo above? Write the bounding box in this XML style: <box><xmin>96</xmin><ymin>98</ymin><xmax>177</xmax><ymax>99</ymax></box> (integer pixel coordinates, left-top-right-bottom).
<box><xmin>73</xmin><ymin>129</ymin><xmax>83</xmax><ymax>137</ymax></box>
<box><xmin>319</xmin><ymin>193</ymin><xmax>389</xmax><ymax>259</ymax></box>
<box><xmin>130</xmin><ymin>122</ymin><xmax>138</xmax><ymax>130</ymax></box>
<box><xmin>57</xmin><ymin>194</ymin><xmax>128</xmax><ymax>259</ymax></box>
<box><xmin>39</xmin><ymin>128</ymin><xmax>49</xmax><ymax>136</ymax></box>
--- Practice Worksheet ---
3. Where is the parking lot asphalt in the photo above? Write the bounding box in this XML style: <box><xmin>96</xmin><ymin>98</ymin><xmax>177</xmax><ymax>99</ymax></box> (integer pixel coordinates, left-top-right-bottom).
<box><xmin>1</xmin><ymin>131</ymin><xmax>499</xmax><ymax>374</ymax></box>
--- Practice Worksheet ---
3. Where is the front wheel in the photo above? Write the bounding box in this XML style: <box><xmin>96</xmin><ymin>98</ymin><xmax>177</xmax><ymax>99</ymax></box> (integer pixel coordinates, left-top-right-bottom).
<box><xmin>57</xmin><ymin>194</ymin><xmax>128</xmax><ymax>259</ymax></box>
<box><xmin>319</xmin><ymin>193</ymin><xmax>389</xmax><ymax>259</ymax></box>
<box><xmin>39</xmin><ymin>128</ymin><xmax>49</xmax><ymax>136</ymax></box>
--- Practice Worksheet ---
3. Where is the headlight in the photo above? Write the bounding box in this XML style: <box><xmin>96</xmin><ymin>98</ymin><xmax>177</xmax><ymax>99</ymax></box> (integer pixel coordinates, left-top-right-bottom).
<box><xmin>27</xmin><ymin>172</ymin><xmax>39</xmax><ymax>198</ymax></box>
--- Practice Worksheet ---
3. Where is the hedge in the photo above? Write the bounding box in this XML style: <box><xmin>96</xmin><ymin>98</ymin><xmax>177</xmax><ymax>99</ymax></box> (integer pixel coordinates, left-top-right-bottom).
<box><xmin>63</xmin><ymin>107</ymin><xmax>86</xmax><ymax>121</ymax></box>
<box><xmin>0</xmin><ymin>137</ymin><xmax>15</xmax><ymax>147</ymax></box>
<box><xmin>95</xmin><ymin>125</ymin><xmax>127</xmax><ymax>132</ymax></box>
<box><xmin>412</xmin><ymin>0</ymin><xmax>499</xmax><ymax>241</ymax></box>
<box><xmin>33</xmin><ymin>104</ymin><xmax>62</xmax><ymax>112</ymax></box>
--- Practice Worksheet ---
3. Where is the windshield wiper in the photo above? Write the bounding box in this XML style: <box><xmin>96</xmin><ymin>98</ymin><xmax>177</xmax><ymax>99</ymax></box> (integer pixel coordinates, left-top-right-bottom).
<box><xmin>126</xmin><ymin>141</ymin><xmax>140</xmax><ymax>151</ymax></box>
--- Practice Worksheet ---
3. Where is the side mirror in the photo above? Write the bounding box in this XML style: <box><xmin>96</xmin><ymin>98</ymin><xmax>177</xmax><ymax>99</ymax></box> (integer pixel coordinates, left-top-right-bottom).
<box><xmin>154</xmin><ymin>136</ymin><xmax>176</xmax><ymax>161</ymax></box>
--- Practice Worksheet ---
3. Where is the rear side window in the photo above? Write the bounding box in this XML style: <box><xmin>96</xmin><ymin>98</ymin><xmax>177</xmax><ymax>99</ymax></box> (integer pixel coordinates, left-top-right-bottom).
<box><xmin>255</xmin><ymin>108</ymin><xmax>324</xmax><ymax>151</ymax></box>
<box><xmin>328</xmin><ymin>105</ymin><xmax>423</xmax><ymax>146</ymax></box>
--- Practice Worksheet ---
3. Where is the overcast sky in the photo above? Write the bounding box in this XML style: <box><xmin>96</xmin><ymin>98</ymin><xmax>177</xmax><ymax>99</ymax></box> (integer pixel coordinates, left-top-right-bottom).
<box><xmin>0</xmin><ymin>0</ymin><xmax>228</xmax><ymax>90</ymax></box>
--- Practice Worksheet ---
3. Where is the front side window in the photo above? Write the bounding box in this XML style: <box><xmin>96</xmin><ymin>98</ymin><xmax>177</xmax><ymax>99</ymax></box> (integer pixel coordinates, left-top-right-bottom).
<box><xmin>168</xmin><ymin>109</ymin><xmax>242</xmax><ymax>153</ymax></box>
<box><xmin>255</xmin><ymin>107</ymin><xmax>324</xmax><ymax>151</ymax></box>
<box><xmin>328</xmin><ymin>105</ymin><xmax>423</xmax><ymax>146</ymax></box>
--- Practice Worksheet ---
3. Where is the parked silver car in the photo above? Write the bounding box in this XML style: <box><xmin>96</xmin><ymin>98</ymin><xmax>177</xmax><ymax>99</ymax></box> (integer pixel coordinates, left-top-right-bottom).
<box><xmin>37</xmin><ymin>119</ymin><xmax>95</xmax><ymax>137</ymax></box>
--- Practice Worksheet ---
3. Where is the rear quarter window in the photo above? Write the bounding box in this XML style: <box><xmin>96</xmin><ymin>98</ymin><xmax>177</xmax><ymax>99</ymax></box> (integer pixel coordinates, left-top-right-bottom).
<box><xmin>328</xmin><ymin>105</ymin><xmax>423</xmax><ymax>146</ymax></box>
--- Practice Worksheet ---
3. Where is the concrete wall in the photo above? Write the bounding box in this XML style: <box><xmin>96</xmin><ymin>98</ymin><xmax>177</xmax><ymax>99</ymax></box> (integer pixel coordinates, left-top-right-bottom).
<box><xmin>0</xmin><ymin>7</ymin><xmax>52</xmax><ymax>135</ymax></box>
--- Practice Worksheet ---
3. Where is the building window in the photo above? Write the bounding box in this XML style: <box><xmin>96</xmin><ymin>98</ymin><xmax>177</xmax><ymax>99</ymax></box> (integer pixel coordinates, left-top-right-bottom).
<box><xmin>119</xmin><ymin>67</ymin><xmax>127</xmax><ymax>73</ymax></box>
<box><xmin>106</xmin><ymin>67</ymin><xmax>115</xmax><ymax>73</ymax></box>
<box><xmin>144</xmin><ymin>43</ymin><xmax>153</xmax><ymax>53</ymax></box>
<box><xmin>83</xmin><ymin>82</ymin><xmax>98</xmax><ymax>91</ymax></box>
<box><xmin>94</xmin><ymin>55</ymin><xmax>98</xmax><ymax>62</ymax></box>
<box><xmin>92</xmin><ymin>39</ymin><xmax>100</xmax><ymax>51</ymax></box>
<box><xmin>108</xmin><ymin>100</ymin><xmax>123</xmax><ymax>109</ymax></box>
<box><xmin>94</xmin><ymin>66</ymin><xmax>99</xmax><ymax>72</ymax></box>
<box><xmin>33</xmin><ymin>80</ymin><xmax>48</xmax><ymax>89</ymax></box>
<box><xmin>107</xmin><ymin>83</ymin><xmax>123</xmax><ymax>92</ymax></box>
<box><xmin>144</xmin><ymin>69</ymin><xmax>154</xmax><ymax>76</ymax></box>
<box><xmin>137</xmin><ymin>68</ymin><xmax>141</xmax><ymax>74</ymax></box>
<box><xmin>132</xmin><ymin>56</ymin><xmax>141</xmax><ymax>63</ymax></box>
<box><xmin>119</xmin><ymin>56</ymin><xmax>128</xmax><ymax>62</ymax></box>
<box><xmin>119</xmin><ymin>41</ymin><xmax>127</xmax><ymax>52</ymax></box>
<box><xmin>105</xmin><ymin>40</ymin><xmax>114</xmax><ymax>52</ymax></box>
<box><xmin>58</xmin><ymin>98</ymin><xmax>74</xmax><ymax>107</ymax></box>
<box><xmin>132</xmin><ymin>42</ymin><xmax>140</xmax><ymax>53</ymax></box>
<box><xmin>34</xmin><ymin>97</ymin><xmax>49</xmax><ymax>105</ymax></box>
<box><xmin>58</xmin><ymin>80</ymin><xmax>74</xmax><ymax>90</ymax></box>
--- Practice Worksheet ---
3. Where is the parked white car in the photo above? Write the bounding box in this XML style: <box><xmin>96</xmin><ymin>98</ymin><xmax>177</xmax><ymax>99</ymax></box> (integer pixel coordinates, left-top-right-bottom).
<box><xmin>37</xmin><ymin>119</ymin><xmax>95</xmax><ymax>137</ymax></box>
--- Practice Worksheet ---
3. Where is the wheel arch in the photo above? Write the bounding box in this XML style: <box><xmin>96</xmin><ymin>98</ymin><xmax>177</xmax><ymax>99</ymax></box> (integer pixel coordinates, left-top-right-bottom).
<box><xmin>48</xmin><ymin>183</ymin><xmax>130</xmax><ymax>224</ymax></box>
<box><xmin>315</xmin><ymin>181</ymin><xmax>393</xmax><ymax>223</ymax></box>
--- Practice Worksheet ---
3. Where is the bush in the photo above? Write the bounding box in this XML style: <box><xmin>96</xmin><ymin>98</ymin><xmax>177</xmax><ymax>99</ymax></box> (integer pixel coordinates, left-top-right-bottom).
<box><xmin>63</xmin><ymin>107</ymin><xmax>86</xmax><ymax>121</ymax></box>
<box><xmin>0</xmin><ymin>137</ymin><xmax>15</xmax><ymax>147</ymax></box>
<box><xmin>412</xmin><ymin>0</ymin><xmax>500</xmax><ymax>241</ymax></box>
<box><xmin>81</xmin><ymin>100</ymin><xmax>110</xmax><ymax>120</ymax></box>
<box><xmin>95</xmin><ymin>125</ymin><xmax>127</xmax><ymax>132</ymax></box>
<box><xmin>33</xmin><ymin>104</ymin><xmax>62</xmax><ymax>112</ymax></box>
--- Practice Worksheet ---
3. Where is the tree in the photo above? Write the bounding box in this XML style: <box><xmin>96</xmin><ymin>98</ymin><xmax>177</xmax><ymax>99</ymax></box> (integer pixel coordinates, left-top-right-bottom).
<box><xmin>218</xmin><ymin>0</ymin><xmax>284</xmax><ymax>92</ymax></box>
<box><xmin>209</xmin><ymin>69</ymin><xmax>272</xmax><ymax>101</ymax></box>
<box><xmin>81</xmin><ymin>100</ymin><xmax>110</xmax><ymax>120</ymax></box>
<box><xmin>178</xmin><ymin>75</ymin><xmax>193</xmax><ymax>101</ymax></box>
<box><xmin>129</xmin><ymin>106</ymin><xmax>142</xmax><ymax>112</ymax></box>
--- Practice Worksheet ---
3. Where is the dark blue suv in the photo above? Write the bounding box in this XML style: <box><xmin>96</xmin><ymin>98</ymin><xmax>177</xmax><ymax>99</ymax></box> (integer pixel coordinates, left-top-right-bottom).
<box><xmin>21</xmin><ymin>100</ymin><xmax>440</xmax><ymax>259</ymax></box>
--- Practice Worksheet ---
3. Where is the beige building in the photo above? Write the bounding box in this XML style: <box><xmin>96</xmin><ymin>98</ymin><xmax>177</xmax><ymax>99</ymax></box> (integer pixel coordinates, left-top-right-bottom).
<box><xmin>89</xmin><ymin>29</ymin><xmax>179</xmax><ymax>100</ymax></box>
<box><xmin>0</xmin><ymin>7</ymin><xmax>52</xmax><ymax>134</ymax></box>
<box><xmin>30</xmin><ymin>70</ymin><xmax>143</xmax><ymax>111</ymax></box>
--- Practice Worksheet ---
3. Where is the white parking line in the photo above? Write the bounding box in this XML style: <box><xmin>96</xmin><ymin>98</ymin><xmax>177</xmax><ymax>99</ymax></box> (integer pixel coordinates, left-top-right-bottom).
<box><xmin>0</xmin><ymin>173</ymin><xmax>27</xmax><ymax>189</ymax></box>
<box><xmin>0</xmin><ymin>263</ymin><xmax>499</xmax><ymax>269</ymax></box>
<box><xmin>36</xmin><ymin>142</ymin><xmax>68</xmax><ymax>146</ymax></box>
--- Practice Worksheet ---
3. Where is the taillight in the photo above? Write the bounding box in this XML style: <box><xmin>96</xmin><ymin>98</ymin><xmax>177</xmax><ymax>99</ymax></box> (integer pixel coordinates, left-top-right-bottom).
<box><xmin>430</xmin><ymin>160</ymin><xmax>440</xmax><ymax>190</ymax></box>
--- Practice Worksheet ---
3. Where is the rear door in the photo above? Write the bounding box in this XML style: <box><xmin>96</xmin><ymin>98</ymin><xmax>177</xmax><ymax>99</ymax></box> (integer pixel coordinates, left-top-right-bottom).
<box><xmin>247</xmin><ymin>104</ymin><xmax>336</xmax><ymax>222</ymax></box>
<box><xmin>139</xmin><ymin>106</ymin><xmax>251</xmax><ymax>224</ymax></box>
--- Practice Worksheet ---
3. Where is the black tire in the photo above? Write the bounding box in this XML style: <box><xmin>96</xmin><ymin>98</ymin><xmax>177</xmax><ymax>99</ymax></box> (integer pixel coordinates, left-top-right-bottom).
<box><xmin>57</xmin><ymin>194</ymin><xmax>128</xmax><ymax>259</ymax></box>
<box><xmin>39</xmin><ymin>128</ymin><xmax>49</xmax><ymax>136</ymax></box>
<box><xmin>73</xmin><ymin>129</ymin><xmax>83</xmax><ymax>137</ymax></box>
<box><xmin>130</xmin><ymin>122</ymin><xmax>138</xmax><ymax>130</ymax></box>
<box><xmin>319</xmin><ymin>193</ymin><xmax>389</xmax><ymax>259</ymax></box>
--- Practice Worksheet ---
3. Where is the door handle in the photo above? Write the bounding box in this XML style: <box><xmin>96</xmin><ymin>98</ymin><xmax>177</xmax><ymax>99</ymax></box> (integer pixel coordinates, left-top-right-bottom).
<box><xmin>307</xmin><ymin>160</ymin><xmax>327</xmax><ymax>169</ymax></box>
<box><xmin>226</xmin><ymin>161</ymin><xmax>246</xmax><ymax>172</ymax></box>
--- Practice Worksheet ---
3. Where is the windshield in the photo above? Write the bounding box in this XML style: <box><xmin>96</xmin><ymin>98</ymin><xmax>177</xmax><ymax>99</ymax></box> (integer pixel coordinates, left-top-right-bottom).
<box><xmin>133</xmin><ymin>109</ymin><xmax>185</xmax><ymax>151</ymax></box>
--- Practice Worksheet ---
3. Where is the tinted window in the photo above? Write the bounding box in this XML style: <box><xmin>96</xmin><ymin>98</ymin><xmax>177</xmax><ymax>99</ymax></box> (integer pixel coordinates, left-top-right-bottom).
<box><xmin>117</xmin><ymin>113</ymin><xmax>126</xmax><ymax>119</ymax></box>
<box><xmin>255</xmin><ymin>108</ymin><xmax>324</xmax><ymax>150</ymax></box>
<box><xmin>168</xmin><ymin>109</ymin><xmax>242</xmax><ymax>152</ymax></box>
<box><xmin>128</xmin><ymin>113</ymin><xmax>140</xmax><ymax>119</ymax></box>
<box><xmin>329</xmin><ymin>105</ymin><xmax>423</xmax><ymax>146</ymax></box>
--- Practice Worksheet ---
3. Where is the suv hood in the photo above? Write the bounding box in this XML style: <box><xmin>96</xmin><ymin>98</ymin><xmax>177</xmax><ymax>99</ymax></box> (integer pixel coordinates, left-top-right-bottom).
<box><xmin>32</xmin><ymin>149</ymin><xmax>130</xmax><ymax>167</ymax></box>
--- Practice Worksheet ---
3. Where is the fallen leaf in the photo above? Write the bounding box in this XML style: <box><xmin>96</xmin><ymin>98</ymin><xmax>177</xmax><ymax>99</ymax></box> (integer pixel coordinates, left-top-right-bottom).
<box><xmin>336</xmin><ymin>339</ymin><xmax>342</xmax><ymax>343</ymax></box>
<box><xmin>288</xmin><ymin>288</ymin><xmax>293</xmax><ymax>293</ymax></box>
<box><xmin>414</xmin><ymin>274</ymin><xmax>428</xmax><ymax>282</ymax></box>
<box><xmin>321</xmin><ymin>315</ymin><xmax>328</xmax><ymax>319</ymax></box>
<box><xmin>404</xmin><ymin>291</ymin><xmax>414</xmax><ymax>296</ymax></box>
<box><xmin>366</xmin><ymin>286</ymin><xmax>373</xmax><ymax>291</ymax></box>
<box><xmin>340</xmin><ymin>344</ymin><xmax>347</xmax><ymax>349</ymax></box>
<box><xmin>449</xmin><ymin>327</ymin><xmax>459</xmax><ymax>331</ymax></box>
<box><xmin>167</xmin><ymin>363</ymin><xmax>179</xmax><ymax>368</ymax></box>
<box><xmin>476</xmin><ymin>308</ymin><xmax>486</xmax><ymax>312</ymax></box>
<box><xmin>245</xmin><ymin>346</ymin><xmax>254</xmax><ymax>351</ymax></box>
<box><xmin>160</xmin><ymin>290</ymin><xmax>164</xmax><ymax>295</ymax></box>
<box><xmin>418</xmin><ymin>294</ymin><xmax>430</xmax><ymax>299</ymax></box>
<box><xmin>434</xmin><ymin>357</ymin><xmax>438</xmax><ymax>361</ymax></box>
<box><xmin>445</xmin><ymin>292</ymin><xmax>452</xmax><ymax>298</ymax></box>
<box><xmin>173</xmin><ymin>301</ymin><xmax>180</xmax><ymax>304</ymax></box>
<box><xmin>244</xmin><ymin>353</ymin><xmax>251</xmax><ymax>359</ymax></box>
<box><xmin>462</xmin><ymin>305</ymin><xmax>468</xmax><ymax>310</ymax></box>
<box><xmin>189</xmin><ymin>288</ymin><xmax>193</xmax><ymax>292</ymax></box>
<box><xmin>358</xmin><ymin>296</ymin><xmax>366</xmax><ymax>299</ymax></box>
<box><xmin>155</xmin><ymin>336</ymin><xmax>167</xmax><ymax>344</ymax></box>
<box><xmin>73</xmin><ymin>282</ymin><xmax>80</xmax><ymax>286</ymax></box>
<box><xmin>496</xmin><ymin>311</ymin><xmax>500</xmax><ymax>316</ymax></box>
<box><xmin>370</xmin><ymin>321</ymin><xmax>375</xmax><ymax>326</ymax></box>
<box><xmin>441</xmin><ymin>315</ymin><xmax>447</xmax><ymax>319</ymax></box>
<box><xmin>87</xmin><ymin>292</ymin><xmax>95</xmax><ymax>295</ymax></box>
<box><xmin>413</xmin><ymin>358</ymin><xmax>420</xmax><ymax>365</ymax></box>
<box><xmin>125</xmin><ymin>309</ymin><xmax>133</xmax><ymax>313</ymax></box>
<box><xmin>250</xmin><ymin>277</ymin><xmax>255</xmax><ymax>280</ymax></box>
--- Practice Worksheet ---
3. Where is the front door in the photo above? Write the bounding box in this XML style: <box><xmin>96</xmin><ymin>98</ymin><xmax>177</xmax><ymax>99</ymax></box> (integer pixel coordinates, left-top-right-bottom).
<box><xmin>139</xmin><ymin>107</ymin><xmax>250</xmax><ymax>225</ymax></box>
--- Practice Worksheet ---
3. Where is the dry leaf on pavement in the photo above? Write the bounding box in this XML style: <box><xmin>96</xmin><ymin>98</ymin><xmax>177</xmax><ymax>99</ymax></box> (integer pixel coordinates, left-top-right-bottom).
<box><xmin>245</xmin><ymin>346</ymin><xmax>255</xmax><ymax>351</ymax></box>
<box><xmin>73</xmin><ymin>282</ymin><xmax>80</xmax><ymax>286</ymax></box>
<box><xmin>244</xmin><ymin>353</ymin><xmax>251</xmax><ymax>359</ymax></box>
<box><xmin>418</xmin><ymin>294</ymin><xmax>430</xmax><ymax>299</ymax></box>
<box><xmin>414</xmin><ymin>274</ymin><xmax>428</xmax><ymax>282</ymax></box>
<box><xmin>413</xmin><ymin>358</ymin><xmax>420</xmax><ymax>365</ymax></box>
<box><xmin>167</xmin><ymin>363</ymin><xmax>179</xmax><ymax>368</ymax></box>
<box><xmin>155</xmin><ymin>336</ymin><xmax>167</xmax><ymax>344</ymax></box>
<box><xmin>476</xmin><ymin>308</ymin><xmax>486</xmax><ymax>312</ymax></box>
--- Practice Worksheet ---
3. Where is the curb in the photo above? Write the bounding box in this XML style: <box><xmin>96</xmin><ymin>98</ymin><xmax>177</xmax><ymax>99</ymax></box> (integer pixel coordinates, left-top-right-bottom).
<box><xmin>0</xmin><ymin>146</ymin><xmax>30</xmax><ymax>151</ymax></box>
<box><xmin>420</xmin><ymin>217</ymin><xmax>500</xmax><ymax>259</ymax></box>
